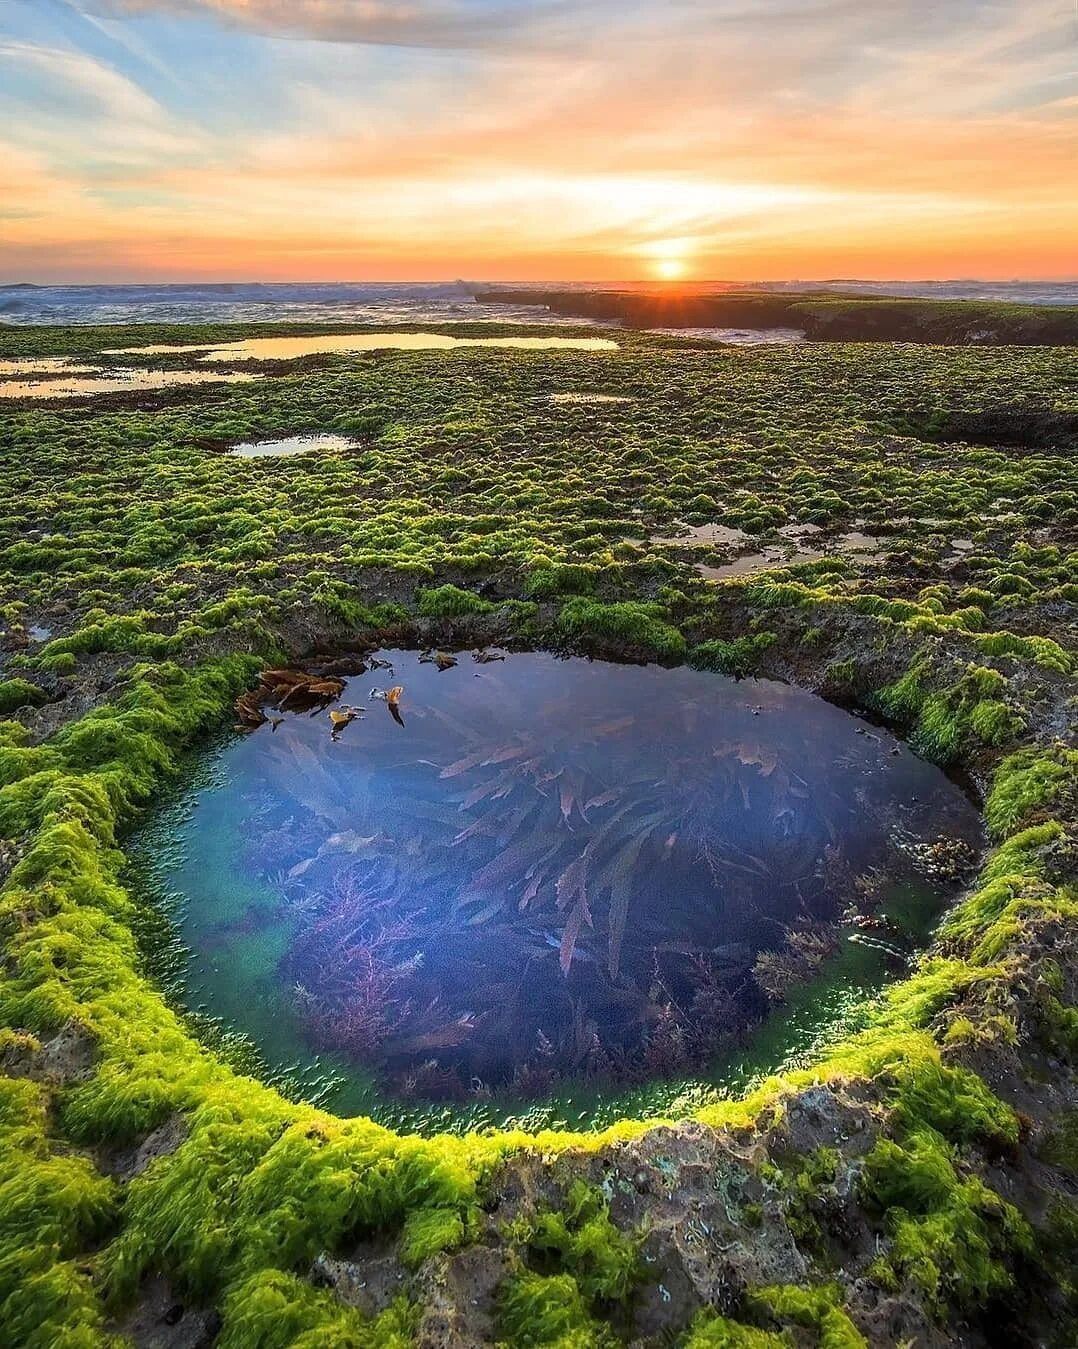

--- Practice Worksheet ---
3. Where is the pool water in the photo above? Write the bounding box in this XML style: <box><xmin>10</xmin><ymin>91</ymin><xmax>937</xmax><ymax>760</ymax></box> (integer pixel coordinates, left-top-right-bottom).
<box><xmin>228</xmin><ymin>434</ymin><xmax>355</xmax><ymax>458</ymax></box>
<box><xmin>0</xmin><ymin>369</ymin><xmax>258</xmax><ymax>399</ymax></box>
<box><xmin>140</xmin><ymin>652</ymin><xmax>981</xmax><ymax>1131</ymax></box>
<box><xmin>104</xmin><ymin>332</ymin><xmax>619</xmax><ymax>360</ymax></box>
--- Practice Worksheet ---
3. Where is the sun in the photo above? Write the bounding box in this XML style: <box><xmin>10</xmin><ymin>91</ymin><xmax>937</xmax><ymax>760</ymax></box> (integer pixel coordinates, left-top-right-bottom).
<box><xmin>653</xmin><ymin>256</ymin><xmax>688</xmax><ymax>281</ymax></box>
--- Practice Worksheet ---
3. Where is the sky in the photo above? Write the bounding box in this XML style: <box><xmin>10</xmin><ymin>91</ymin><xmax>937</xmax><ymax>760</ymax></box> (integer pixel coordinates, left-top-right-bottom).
<box><xmin>1</xmin><ymin>0</ymin><xmax>1076</xmax><ymax>283</ymax></box>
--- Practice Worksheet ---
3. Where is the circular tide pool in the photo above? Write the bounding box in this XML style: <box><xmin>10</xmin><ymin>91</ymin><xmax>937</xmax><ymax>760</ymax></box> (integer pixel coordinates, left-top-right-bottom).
<box><xmin>136</xmin><ymin>652</ymin><xmax>982</xmax><ymax>1132</ymax></box>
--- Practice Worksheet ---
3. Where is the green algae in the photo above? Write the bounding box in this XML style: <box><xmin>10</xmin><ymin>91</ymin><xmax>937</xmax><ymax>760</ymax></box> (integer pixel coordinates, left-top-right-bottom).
<box><xmin>497</xmin><ymin>1268</ymin><xmax>616</xmax><ymax>1348</ymax></box>
<box><xmin>218</xmin><ymin>1270</ymin><xmax>414</xmax><ymax>1348</ymax></box>
<box><xmin>556</xmin><ymin>597</ymin><xmax>687</xmax><ymax>660</ymax></box>
<box><xmin>0</xmin><ymin>320</ymin><xmax>1075</xmax><ymax>1344</ymax></box>
<box><xmin>682</xmin><ymin>1282</ymin><xmax>866</xmax><ymax>1348</ymax></box>
<box><xmin>515</xmin><ymin>1181</ymin><xmax>640</xmax><ymax>1305</ymax></box>
<box><xmin>860</xmin><ymin>1132</ymin><xmax>1033</xmax><ymax>1313</ymax></box>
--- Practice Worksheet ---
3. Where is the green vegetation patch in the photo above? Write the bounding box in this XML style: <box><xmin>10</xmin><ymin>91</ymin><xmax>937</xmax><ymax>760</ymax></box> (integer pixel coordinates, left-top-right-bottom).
<box><xmin>0</xmin><ymin>321</ymin><xmax>1076</xmax><ymax>1345</ymax></box>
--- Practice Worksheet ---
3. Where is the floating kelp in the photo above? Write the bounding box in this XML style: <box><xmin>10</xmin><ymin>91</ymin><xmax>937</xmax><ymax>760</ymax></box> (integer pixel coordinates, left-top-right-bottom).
<box><xmin>233</xmin><ymin>667</ymin><xmax>347</xmax><ymax>727</ymax></box>
<box><xmin>166</xmin><ymin>652</ymin><xmax>982</xmax><ymax>1104</ymax></box>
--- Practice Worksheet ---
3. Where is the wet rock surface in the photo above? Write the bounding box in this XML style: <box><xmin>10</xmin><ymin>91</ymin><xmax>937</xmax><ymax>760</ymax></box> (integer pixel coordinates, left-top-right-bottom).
<box><xmin>109</xmin><ymin>1277</ymin><xmax>220</xmax><ymax>1349</ymax></box>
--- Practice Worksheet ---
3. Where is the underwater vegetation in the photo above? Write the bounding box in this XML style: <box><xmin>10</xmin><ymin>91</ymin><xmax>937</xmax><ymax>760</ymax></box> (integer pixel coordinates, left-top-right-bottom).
<box><xmin>0</xmin><ymin>319</ymin><xmax>1076</xmax><ymax>1346</ymax></box>
<box><xmin>164</xmin><ymin>652</ymin><xmax>979</xmax><ymax>1107</ymax></box>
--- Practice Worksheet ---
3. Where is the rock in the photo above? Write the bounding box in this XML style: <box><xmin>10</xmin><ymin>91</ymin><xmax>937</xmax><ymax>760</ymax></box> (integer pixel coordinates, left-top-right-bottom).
<box><xmin>39</xmin><ymin>1020</ymin><xmax>98</xmax><ymax>1083</ymax></box>
<box><xmin>109</xmin><ymin>1276</ymin><xmax>219</xmax><ymax>1349</ymax></box>
<box><xmin>413</xmin><ymin>1246</ymin><xmax>511</xmax><ymax>1348</ymax></box>
<box><xmin>310</xmin><ymin>1244</ymin><xmax>407</xmax><ymax>1317</ymax></box>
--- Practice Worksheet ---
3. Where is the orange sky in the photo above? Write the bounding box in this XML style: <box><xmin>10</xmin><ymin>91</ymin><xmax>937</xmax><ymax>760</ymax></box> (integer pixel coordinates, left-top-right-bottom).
<box><xmin>1</xmin><ymin>1</ymin><xmax>1076</xmax><ymax>282</ymax></box>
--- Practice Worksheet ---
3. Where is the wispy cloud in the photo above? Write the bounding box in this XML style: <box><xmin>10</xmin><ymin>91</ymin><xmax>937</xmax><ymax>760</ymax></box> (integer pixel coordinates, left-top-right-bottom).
<box><xmin>1</xmin><ymin>0</ymin><xmax>1074</xmax><ymax>280</ymax></box>
<box><xmin>84</xmin><ymin>0</ymin><xmax>575</xmax><ymax>49</ymax></box>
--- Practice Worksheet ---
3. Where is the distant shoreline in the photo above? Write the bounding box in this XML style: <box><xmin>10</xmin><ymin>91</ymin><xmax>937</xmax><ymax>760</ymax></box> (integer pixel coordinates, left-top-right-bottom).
<box><xmin>473</xmin><ymin>287</ymin><xmax>1078</xmax><ymax>345</ymax></box>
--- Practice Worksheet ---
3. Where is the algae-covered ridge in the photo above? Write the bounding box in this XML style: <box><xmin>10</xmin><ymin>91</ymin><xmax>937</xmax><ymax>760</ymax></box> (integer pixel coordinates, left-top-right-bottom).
<box><xmin>0</xmin><ymin>319</ymin><xmax>1076</xmax><ymax>1347</ymax></box>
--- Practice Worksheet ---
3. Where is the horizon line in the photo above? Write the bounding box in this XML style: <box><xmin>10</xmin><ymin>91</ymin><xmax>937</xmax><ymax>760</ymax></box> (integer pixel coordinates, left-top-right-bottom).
<box><xmin>5</xmin><ymin>276</ymin><xmax>1078</xmax><ymax>289</ymax></box>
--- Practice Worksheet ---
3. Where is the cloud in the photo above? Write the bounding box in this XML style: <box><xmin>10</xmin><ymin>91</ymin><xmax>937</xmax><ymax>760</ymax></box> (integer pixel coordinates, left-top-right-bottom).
<box><xmin>5</xmin><ymin>0</ymin><xmax>1076</xmax><ymax>280</ymax></box>
<box><xmin>81</xmin><ymin>0</ymin><xmax>577</xmax><ymax>49</ymax></box>
<box><xmin>0</xmin><ymin>38</ymin><xmax>210</xmax><ymax>175</ymax></box>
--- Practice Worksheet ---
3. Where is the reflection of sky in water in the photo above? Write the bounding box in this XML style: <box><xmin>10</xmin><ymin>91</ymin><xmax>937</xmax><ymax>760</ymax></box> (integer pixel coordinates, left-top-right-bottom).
<box><xmin>0</xmin><ymin>369</ymin><xmax>257</xmax><ymax>399</ymax></box>
<box><xmin>228</xmin><ymin>434</ymin><xmax>356</xmax><ymax>458</ymax></box>
<box><xmin>105</xmin><ymin>332</ymin><xmax>619</xmax><ymax>361</ymax></box>
<box><xmin>151</xmin><ymin>652</ymin><xmax>980</xmax><ymax>1130</ymax></box>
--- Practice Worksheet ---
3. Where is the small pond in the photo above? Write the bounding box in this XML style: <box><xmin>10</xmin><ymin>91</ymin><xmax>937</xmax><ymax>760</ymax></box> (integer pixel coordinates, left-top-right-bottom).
<box><xmin>0</xmin><ymin>369</ymin><xmax>258</xmax><ymax>399</ymax></box>
<box><xmin>228</xmin><ymin>434</ymin><xmax>355</xmax><ymax>458</ymax></box>
<box><xmin>137</xmin><ymin>651</ymin><xmax>981</xmax><ymax>1133</ymax></box>
<box><xmin>105</xmin><ymin>332</ymin><xmax>619</xmax><ymax>361</ymax></box>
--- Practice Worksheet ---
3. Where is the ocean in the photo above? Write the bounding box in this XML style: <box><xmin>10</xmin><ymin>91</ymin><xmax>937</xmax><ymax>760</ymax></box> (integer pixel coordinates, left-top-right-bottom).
<box><xmin>2</xmin><ymin>279</ymin><xmax>1075</xmax><ymax>328</ymax></box>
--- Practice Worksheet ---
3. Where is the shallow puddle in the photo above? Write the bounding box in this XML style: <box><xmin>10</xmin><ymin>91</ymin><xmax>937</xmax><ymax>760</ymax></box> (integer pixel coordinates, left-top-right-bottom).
<box><xmin>647</xmin><ymin>326</ymin><xmax>805</xmax><ymax>345</ymax></box>
<box><xmin>648</xmin><ymin>522</ymin><xmax>753</xmax><ymax>549</ymax></box>
<box><xmin>140</xmin><ymin>651</ymin><xmax>981</xmax><ymax>1129</ymax></box>
<box><xmin>228</xmin><ymin>433</ymin><xmax>355</xmax><ymax>458</ymax></box>
<box><xmin>0</xmin><ymin>369</ymin><xmax>258</xmax><ymax>399</ymax></box>
<box><xmin>0</xmin><ymin>357</ymin><xmax>99</xmax><ymax>376</ymax></box>
<box><xmin>105</xmin><ymin>332</ymin><xmax>619</xmax><ymax>361</ymax></box>
<box><xmin>647</xmin><ymin>521</ymin><xmax>884</xmax><ymax>581</ymax></box>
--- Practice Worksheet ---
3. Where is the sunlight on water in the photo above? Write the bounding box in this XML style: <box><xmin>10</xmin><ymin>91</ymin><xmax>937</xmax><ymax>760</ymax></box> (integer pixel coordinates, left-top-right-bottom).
<box><xmin>0</xmin><ymin>357</ymin><xmax>99</xmax><ymax>376</ymax></box>
<box><xmin>105</xmin><ymin>332</ymin><xmax>620</xmax><ymax>361</ymax></box>
<box><xmin>228</xmin><ymin>434</ymin><xmax>356</xmax><ymax>458</ymax></box>
<box><xmin>0</xmin><ymin>369</ymin><xmax>258</xmax><ymax>399</ymax></box>
<box><xmin>138</xmin><ymin>651</ymin><xmax>981</xmax><ymax>1133</ymax></box>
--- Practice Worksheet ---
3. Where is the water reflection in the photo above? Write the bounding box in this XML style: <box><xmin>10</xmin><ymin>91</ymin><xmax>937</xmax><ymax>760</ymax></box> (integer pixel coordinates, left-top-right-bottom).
<box><xmin>645</xmin><ymin>521</ymin><xmax>884</xmax><ymax>581</ymax></box>
<box><xmin>229</xmin><ymin>433</ymin><xmax>355</xmax><ymax>458</ymax></box>
<box><xmin>695</xmin><ymin>532</ymin><xmax>883</xmax><ymax>581</ymax></box>
<box><xmin>106</xmin><ymin>332</ymin><xmax>620</xmax><ymax>361</ymax></box>
<box><xmin>157</xmin><ymin>653</ymin><xmax>980</xmax><ymax>1118</ymax></box>
<box><xmin>0</xmin><ymin>357</ymin><xmax>98</xmax><ymax>376</ymax></box>
<box><xmin>647</xmin><ymin>326</ymin><xmax>805</xmax><ymax>345</ymax></box>
<box><xmin>0</xmin><ymin>369</ymin><xmax>258</xmax><ymax>399</ymax></box>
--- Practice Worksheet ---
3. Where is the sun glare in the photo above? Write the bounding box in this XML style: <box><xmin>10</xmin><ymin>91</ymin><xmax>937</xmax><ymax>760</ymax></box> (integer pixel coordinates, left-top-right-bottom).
<box><xmin>654</xmin><ymin>256</ymin><xmax>688</xmax><ymax>280</ymax></box>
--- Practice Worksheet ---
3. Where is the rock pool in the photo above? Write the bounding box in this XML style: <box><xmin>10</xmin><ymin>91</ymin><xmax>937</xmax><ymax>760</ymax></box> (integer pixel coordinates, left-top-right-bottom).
<box><xmin>138</xmin><ymin>651</ymin><xmax>982</xmax><ymax>1132</ymax></box>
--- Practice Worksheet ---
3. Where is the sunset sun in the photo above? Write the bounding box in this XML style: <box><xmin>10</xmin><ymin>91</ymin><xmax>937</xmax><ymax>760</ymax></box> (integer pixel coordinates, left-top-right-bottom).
<box><xmin>653</xmin><ymin>255</ymin><xmax>688</xmax><ymax>281</ymax></box>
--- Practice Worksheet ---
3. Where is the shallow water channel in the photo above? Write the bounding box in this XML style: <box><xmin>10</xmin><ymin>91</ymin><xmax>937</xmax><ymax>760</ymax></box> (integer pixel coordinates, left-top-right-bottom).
<box><xmin>106</xmin><ymin>332</ymin><xmax>619</xmax><ymax>360</ymax></box>
<box><xmin>135</xmin><ymin>652</ymin><xmax>982</xmax><ymax>1133</ymax></box>
<box><xmin>0</xmin><ymin>331</ymin><xmax>618</xmax><ymax>400</ymax></box>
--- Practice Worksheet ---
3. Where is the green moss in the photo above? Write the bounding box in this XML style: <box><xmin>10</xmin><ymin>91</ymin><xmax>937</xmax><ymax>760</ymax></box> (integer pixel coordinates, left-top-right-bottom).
<box><xmin>985</xmin><ymin>745</ymin><xmax>1078</xmax><ymax>839</ymax></box>
<box><xmin>0</xmin><ymin>679</ymin><xmax>48</xmax><ymax>716</ymax></box>
<box><xmin>525</xmin><ymin>563</ymin><xmax>599</xmax><ymax>598</ymax></box>
<box><xmin>859</xmin><ymin>1131</ymin><xmax>1032</xmax><ymax>1314</ymax></box>
<box><xmin>217</xmin><ymin>1270</ymin><xmax>414</xmax><ymax>1348</ymax></box>
<box><xmin>0</xmin><ymin>1076</ymin><xmax>118</xmax><ymax>1348</ymax></box>
<box><xmin>398</xmin><ymin>1204</ymin><xmax>471</xmax><ymax>1268</ymax></box>
<box><xmin>777</xmin><ymin>1148</ymin><xmax>840</xmax><ymax>1253</ymax></box>
<box><xmin>888</xmin><ymin>1059</ymin><xmax>1019</xmax><ymax>1149</ymax></box>
<box><xmin>557</xmin><ymin>598</ymin><xmax>686</xmax><ymax>660</ymax></box>
<box><xmin>688</xmin><ymin>633</ymin><xmax>775</xmax><ymax>677</ymax></box>
<box><xmin>416</xmin><ymin>584</ymin><xmax>496</xmax><ymax>617</ymax></box>
<box><xmin>520</xmin><ymin>1181</ymin><xmax>640</xmax><ymax>1304</ymax></box>
<box><xmin>497</xmin><ymin>1269</ymin><xmax>615</xmax><ymax>1348</ymax></box>
<box><xmin>872</xmin><ymin>661</ymin><xmax>1024</xmax><ymax>764</ymax></box>
<box><xmin>751</xmin><ymin>1283</ymin><xmax>866</xmax><ymax>1348</ymax></box>
<box><xmin>1039</xmin><ymin>1111</ymin><xmax>1078</xmax><ymax>1175</ymax></box>
<box><xmin>683</xmin><ymin>1312</ymin><xmax>785</xmax><ymax>1347</ymax></box>
<box><xmin>1040</xmin><ymin>1199</ymin><xmax>1078</xmax><ymax>1304</ymax></box>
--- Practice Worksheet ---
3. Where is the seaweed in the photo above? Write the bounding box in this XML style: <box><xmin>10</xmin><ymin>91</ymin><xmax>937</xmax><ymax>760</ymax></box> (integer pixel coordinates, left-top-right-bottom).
<box><xmin>0</xmin><ymin>319</ymin><xmax>1075</xmax><ymax>1345</ymax></box>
